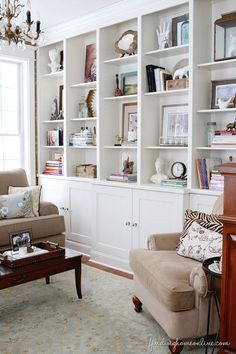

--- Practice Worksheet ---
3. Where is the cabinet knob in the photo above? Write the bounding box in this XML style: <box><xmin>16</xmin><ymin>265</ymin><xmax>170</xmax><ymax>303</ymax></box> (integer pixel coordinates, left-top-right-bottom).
<box><xmin>125</xmin><ymin>222</ymin><xmax>131</xmax><ymax>226</ymax></box>
<box><xmin>133</xmin><ymin>223</ymin><xmax>138</xmax><ymax>227</ymax></box>
<box><xmin>60</xmin><ymin>207</ymin><xmax>65</xmax><ymax>210</ymax></box>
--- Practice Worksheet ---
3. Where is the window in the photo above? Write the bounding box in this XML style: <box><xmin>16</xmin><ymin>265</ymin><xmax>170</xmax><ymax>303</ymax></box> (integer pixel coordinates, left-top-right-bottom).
<box><xmin>0</xmin><ymin>60</ymin><xmax>24</xmax><ymax>170</ymax></box>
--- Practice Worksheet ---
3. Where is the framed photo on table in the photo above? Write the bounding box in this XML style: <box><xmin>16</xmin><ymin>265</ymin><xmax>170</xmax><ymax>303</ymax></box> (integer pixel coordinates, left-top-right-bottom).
<box><xmin>121</xmin><ymin>102</ymin><xmax>138</xmax><ymax>142</ymax></box>
<box><xmin>160</xmin><ymin>104</ymin><xmax>188</xmax><ymax>145</ymax></box>
<box><xmin>211</xmin><ymin>79</ymin><xmax>236</xmax><ymax>109</ymax></box>
<box><xmin>10</xmin><ymin>230</ymin><xmax>32</xmax><ymax>252</ymax></box>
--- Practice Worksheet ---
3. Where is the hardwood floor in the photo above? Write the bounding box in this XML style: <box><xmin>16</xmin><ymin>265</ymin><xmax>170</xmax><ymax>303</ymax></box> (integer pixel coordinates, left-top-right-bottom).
<box><xmin>82</xmin><ymin>256</ymin><xmax>133</xmax><ymax>280</ymax></box>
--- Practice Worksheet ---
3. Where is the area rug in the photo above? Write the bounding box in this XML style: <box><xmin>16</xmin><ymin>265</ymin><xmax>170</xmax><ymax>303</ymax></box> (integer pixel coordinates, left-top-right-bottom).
<box><xmin>0</xmin><ymin>265</ymin><xmax>207</xmax><ymax>354</ymax></box>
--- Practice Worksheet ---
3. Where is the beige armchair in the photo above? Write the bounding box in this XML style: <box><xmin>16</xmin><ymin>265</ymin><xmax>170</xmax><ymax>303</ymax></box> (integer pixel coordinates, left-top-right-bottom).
<box><xmin>129</xmin><ymin>196</ymin><xmax>223</xmax><ymax>354</ymax></box>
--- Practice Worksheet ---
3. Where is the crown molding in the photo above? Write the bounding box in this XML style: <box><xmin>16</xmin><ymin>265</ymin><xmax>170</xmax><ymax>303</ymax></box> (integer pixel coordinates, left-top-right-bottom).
<box><xmin>43</xmin><ymin>0</ymin><xmax>186</xmax><ymax>45</ymax></box>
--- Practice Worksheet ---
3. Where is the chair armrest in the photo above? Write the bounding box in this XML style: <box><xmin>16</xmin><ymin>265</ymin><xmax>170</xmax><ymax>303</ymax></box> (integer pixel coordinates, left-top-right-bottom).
<box><xmin>39</xmin><ymin>201</ymin><xmax>59</xmax><ymax>216</ymax></box>
<box><xmin>189</xmin><ymin>265</ymin><xmax>208</xmax><ymax>298</ymax></box>
<box><xmin>147</xmin><ymin>233</ymin><xmax>181</xmax><ymax>251</ymax></box>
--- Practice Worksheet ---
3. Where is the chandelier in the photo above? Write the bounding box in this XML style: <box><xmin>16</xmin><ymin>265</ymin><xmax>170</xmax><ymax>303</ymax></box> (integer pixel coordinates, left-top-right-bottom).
<box><xmin>0</xmin><ymin>0</ymin><xmax>43</xmax><ymax>49</ymax></box>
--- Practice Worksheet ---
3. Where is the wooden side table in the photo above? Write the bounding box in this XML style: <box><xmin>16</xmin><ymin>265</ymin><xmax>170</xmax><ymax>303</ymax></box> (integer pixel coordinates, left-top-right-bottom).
<box><xmin>202</xmin><ymin>256</ymin><xmax>221</xmax><ymax>354</ymax></box>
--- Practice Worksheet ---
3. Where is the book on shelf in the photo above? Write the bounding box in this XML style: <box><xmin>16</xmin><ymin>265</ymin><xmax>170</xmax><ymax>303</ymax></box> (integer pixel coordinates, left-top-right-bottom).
<box><xmin>43</xmin><ymin>160</ymin><xmax>63</xmax><ymax>175</ymax></box>
<box><xmin>146</xmin><ymin>64</ymin><xmax>172</xmax><ymax>92</ymax></box>
<box><xmin>196</xmin><ymin>158</ymin><xmax>222</xmax><ymax>189</ymax></box>
<box><xmin>161</xmin><ymin>178</ymin><xmax>187</xmax><ymax>187</ymax></box>
<box><xmin>209</xmin><ymin>169</ymin><xmax>224</xmax><ymax>191</ymax></box>
<box><xmin>146</xmin><ymin>64</ymin><xmax>164</xmax><ymax>92</ymax></box>
<box><xmin>108</xmin><ymin>173</ymin><xmax>137</xmax><ymax>182</ymax></box>
<box><xmin>47</xmin><ymin>128</ymin><xmax>63</xmax><ymax>146</ymax></box>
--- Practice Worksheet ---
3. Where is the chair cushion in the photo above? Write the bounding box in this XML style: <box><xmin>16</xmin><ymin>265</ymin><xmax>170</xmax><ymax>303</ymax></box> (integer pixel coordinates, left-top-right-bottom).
<box><xmin>130</xmin><ymin>249</ymin><xmax>199</xmax><ymax>312</ymax></box>
<box><xmin>8</xmin><ymin>185</ymin><xmax>42</xmax><ymax>217</ymax></box>
<box><xmin>0</xmin><ymin>214</ymin><xmax>65</xmax><ymax>247</ymax></box>
<box><xmin>177</xmin><ymin>221</ymin><xmax>222</xmax><ymax>261</ymax></box>
<box><xmin>0</xmin><ymin>191</ymin><xmax>34</xmax><ymax>219</ymax></box>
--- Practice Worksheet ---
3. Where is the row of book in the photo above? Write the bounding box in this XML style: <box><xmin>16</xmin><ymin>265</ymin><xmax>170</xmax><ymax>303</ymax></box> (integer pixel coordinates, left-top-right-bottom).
<box><xmin>212</xmin><ymin>130</ymin><xmax>236</xmax><ymax>148</ymax></box>
<box><xmin>196</xmin><ymin>158</ymin><xmax>222</xmax><ymax>189</ymax></box>
<box><xmin>107</xmin><ymin>173</ymin><xmax>137</xmax><ymax>183</ymax></box>
<box><xmin>43</xmin><ymin>160</ymin><xmax>63</xmax><ymax>175</ymax></box>
<box><xmin>146</xmin><ymin>64</ymin><xmax>172</xmax><ymax>92</ymax></box>
<box><xmin>160</xmin><ymin>178</ymin><xmax>187</xmax><ymax>188</ymax></box>
<box><xmin>209</xmin><ymin>170</ymin><xmax>224</xmax><ymax>191</ymax></box>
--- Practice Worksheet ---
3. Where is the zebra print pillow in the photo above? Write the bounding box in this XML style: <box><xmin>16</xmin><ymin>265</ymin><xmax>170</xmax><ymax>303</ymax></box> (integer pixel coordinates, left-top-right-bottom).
<box><xmin>178</xmin><ymin>209</ymin><xmax>223</xmax><ymax>249</ymax></box>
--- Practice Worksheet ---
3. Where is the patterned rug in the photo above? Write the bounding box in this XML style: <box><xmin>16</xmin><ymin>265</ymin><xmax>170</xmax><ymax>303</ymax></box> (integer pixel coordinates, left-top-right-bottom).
<box><xmin>0</xmin><ymin>265</ymin><xmax>207</xmax><ymax>354</ymax></box>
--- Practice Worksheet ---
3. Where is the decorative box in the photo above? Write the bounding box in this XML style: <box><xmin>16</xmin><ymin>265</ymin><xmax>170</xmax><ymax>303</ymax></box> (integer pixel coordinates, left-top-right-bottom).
<box><xmin>76</xmin><ymin>164</ymin><xmax>97</xmax><ymax>178</ymax></box>
<box><xmin>166</xmin><ymin>78</ymin><xmax>189</xmax><ymax>91</ymax></box>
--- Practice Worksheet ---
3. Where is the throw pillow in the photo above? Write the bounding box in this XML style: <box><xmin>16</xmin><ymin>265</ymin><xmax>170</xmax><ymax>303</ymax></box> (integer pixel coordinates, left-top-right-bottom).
<box><xmin>177</xmin><ymin>221</ymin><xmax>222</xmax><ymax>262</ymax></box>
<box><xmin>8</xmin><ymin>186</ymin><xmax>41</xmax><ymax>217</ymax></box>
<box><xmin>0</xmin><ymin>191</ymin><xmax>34</xmax><ymax>219</ymax></box>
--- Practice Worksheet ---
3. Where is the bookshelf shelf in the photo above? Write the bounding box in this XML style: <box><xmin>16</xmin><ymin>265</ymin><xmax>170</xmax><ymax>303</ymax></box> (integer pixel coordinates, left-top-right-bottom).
<box><xmin>43</xmin><ymin>146</ymin><xmax>64</xmax><ymax>149</ymax></box>
<box><xmin>104</xmin><ymin>95</ymin><xmax>138</xmax><ymax>101</ymax></box>
<box><xmin>198</xmin><ymin>58</ymin><xmax>236</xmax><ymax>70</ymax></box>
<box><xmin>70</xmin><ymin>81</ymin><xmax>97</xmax><ymax>88</ymax></box>
<box><xmin>104</xmin><ymin>54</ymin><xmax>138</xmax><ymax>65</ymax></box>
<box><xmin>145</xmin><ymin>44</ymin><xmax>189</xmax><ymax>58</ymax></box>
<box><xmin>43</xmin><ymin>120</ymin><xmax>64</xmax><ymax>123</ymax></box>
<box><xmin>104</xmin><ymin>145</ymin><xmax>137</xmax><ymax>149</ymax></box>
<box><xmin>196</xmin><ymin>147</ymin><xmax>236</xmax><ymax>151</ymax></box>
<box><xmin>70</xmin><ymin>117</ymin><xmax>97</xmax><ymax>121</ymax></box>
<box><xmin>42</xmin><ymin>71</ymin><xmax>64</xmax><ymax>79</ymax></box>
<box><xmin>145</xmin><ymin>89</ymin><xmax>188</xmax><ymax>97</ymax></box>
<box><xmin>198</xmin><ymin>108</ymin><xmax>236</xmax><ymax>114</ymax></box>
<box><xmin>145</xmin><ymin>146</ymin><xmax>188</xmax><ymax>150</ymax></box>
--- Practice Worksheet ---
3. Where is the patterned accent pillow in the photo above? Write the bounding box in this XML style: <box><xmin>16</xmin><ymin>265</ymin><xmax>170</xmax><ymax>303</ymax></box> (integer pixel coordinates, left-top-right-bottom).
<box><xmin>0</xmin><ymin>191</ymin><xmax>34</xmax><ymax>219</ymax></box>
<box><xmin>8</xmin><ymin>186</ymin><xmax>41</xmax><ymax>217</ymax></box>
<box><xmin>177</xmin><ymin>221</ymin><xmax>222</xmax><ymax>262</ymax></box>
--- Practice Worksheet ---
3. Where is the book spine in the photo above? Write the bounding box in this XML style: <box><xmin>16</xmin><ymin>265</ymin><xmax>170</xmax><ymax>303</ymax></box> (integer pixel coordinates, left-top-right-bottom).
<box><xmin>196</xmin><ymin>159</ymin><xmax>203</xmax><ymax>189</ymax></box>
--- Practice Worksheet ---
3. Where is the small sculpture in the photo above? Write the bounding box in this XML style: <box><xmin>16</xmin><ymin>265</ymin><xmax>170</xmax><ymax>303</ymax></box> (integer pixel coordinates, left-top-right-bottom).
<box><xmin>228</xmin><ymin>34</ymin><xmax>236</xmax><ymax>58</ymax></box>
<box><xmin>173</xmin><ymin>65</ymin><xmax>189</xmax><ymax>80</ymax></box>
<box><xmin>150</xmin><ymin>157</ymin><xmax>168</xmax><ymax>184</ymax></box>
<box><xmin>226</xmin><ymin>119</ymin><xmax>236</xmax><ymax>131</ymax></box>
<box><xmin>48</xmin><ymin>49</ymin><xmax>61</xmax><ymax>73</ymax></box>
<box><xmin>156</xmin><ymin>22</ymin><xmax>171</xmax><ymax>49</ymax></box>
<box><xmin>115</xmin><ymin>135</ymin><xmax>123</xmax><ymax>146</ymax></box>
<box><xmin>114</xmin><ymin>30</ymin><xmax>137</xmax><ymax>57</ymax></box>
<box><xmin>50</xmin><ymin>97</ymin><xmax>59</xmax><ymax>120</ymax></box>
<box><xmin>218</xmin><ymin>97</ymin><xmax>234</xmax><ymax>109</ymax></box>
<box><xmin>86</xmin><ymin>89</ymin><xmax>96</xmax><ymax>117</ymax></box>
<box><xmin>114</xmin><ymin>74</ymin><xmax>122</xmax><ymax>96</ymax></box>
<box><xmin>123</xmin><ymin>156</ymin><xmax>134</xmax><ymax>174</ymax></box>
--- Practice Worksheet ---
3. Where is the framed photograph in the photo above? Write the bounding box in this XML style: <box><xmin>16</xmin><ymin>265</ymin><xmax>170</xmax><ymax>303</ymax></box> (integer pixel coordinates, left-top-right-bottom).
<box><xmin>211</xmin><ymin>79</ymin><xmax>236</xmax><ymax>109</ymax></box>
<box><xmin>52</xmin><ymin>151</ymin><xmax>63</xmax><ymax>162</ymax></box>
<box><xmin>172</xmin><ymin>13</ymin><xmax>189</xmax><ymax>47</ymax></box>
<box><xmin>10</xmin><ymin>230</ymin><xmax>32</xmax><ymax>252</ymax></box>
<box><xmin>214</xmin><ymin>12</ymin><xmax>236</xmax><ymax>61</ymax></box>
<box><xmin>120</xmin><ymin>71</ymin><xmax>137</xmax><ymax>95</ymax></box>
<box><xmin>84</xmin><ymin>43</ymin><xmax>96</xmax><ymax>83</ymax></box>
<box><xmin>121</xmin><ymin>102</ymin><xmax>138</xmax><ymax>142</ymax></box>
<box><xmin>58</xmin><ymin>85</ymin><xmax>64</xmax><ymax>113</ymax></box>
<box><xmin>161</xmin><ymin>104</ymin><xmax>188</xmax><ymax>145</ymax></box>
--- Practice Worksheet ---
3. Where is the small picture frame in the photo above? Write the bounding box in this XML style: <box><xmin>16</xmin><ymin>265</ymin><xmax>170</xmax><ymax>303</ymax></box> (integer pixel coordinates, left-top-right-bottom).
<box><xmin>84</xmin><ymin>43</ymin><xmax>96</xmax><ymax>83</ymax></box>
<box><xmin>52</xmin><ymin>151</ymin><xmax>63</xmax><ymax>162</ymax></box>
<box><xmin>211</xmin><ymin>79</ymin><xmax>236</xmax><ymax>109</ymax></box>
<box><xmin>10</xmin><ymin>230</ymin><xmax>32</xmax><ymax>252</ymax></box>
<box><xmin>172</xmin><ymin>13</ymin><xmax>189</xmax><ymax>47</ymax></box>
<box><xmin>121</xmin><ymin>102</ymin><xmax>138</xmax><ymax>143</ymax></box>
<box><xmin>120</xmin><ymin>71</ymin><xmax>137</xmax><ymax>95</ymax></box>
<box><xmin>160</xmin><ymin>104</ymin><xmax>188</xmax><ymax>146</ymax></box>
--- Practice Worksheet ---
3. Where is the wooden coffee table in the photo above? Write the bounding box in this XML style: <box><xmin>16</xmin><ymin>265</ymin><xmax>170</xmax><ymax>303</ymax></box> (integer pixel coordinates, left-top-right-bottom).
<box><xmin>0</xmin><ymin>248</ymin><xmax>82</xmax><ymax>298</ymax></box>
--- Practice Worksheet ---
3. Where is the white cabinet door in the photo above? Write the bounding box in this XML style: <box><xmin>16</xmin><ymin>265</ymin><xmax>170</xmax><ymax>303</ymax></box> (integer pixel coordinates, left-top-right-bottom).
<box><xmin>39</xmin><ymin>177</ymin><xmax>67</xmax><ymax>216</ymax></box>
<box><xmin>132</xmin><ymin>189</ymin><xmax>189</xmax><ymax>249</ymax></box>
<box><xmin>91</xmin><ymin>185</ymin><xmax>132</xmax><ymax>270</ymax></box>
<box><xmin>189</xmin><ymin>194</ymin><xmax>220</xmax><ymax>214</ymax></box>
<box><xmin>66</xmin><ymin>181</ymin><xmax>93</xmax><ymax>255</ymax></box>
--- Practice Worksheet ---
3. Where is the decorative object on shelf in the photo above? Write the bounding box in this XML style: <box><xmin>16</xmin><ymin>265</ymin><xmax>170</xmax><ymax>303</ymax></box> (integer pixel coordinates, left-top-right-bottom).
<box><xmin>78</xmin><ymin>96</ymin><xmax>88</xmax><ymax>118</ymax></box>
<box><xmin>47</xmin><ymin>128</ymin><xmax>63</xmax><ymax>146</ymax></box>
<box><xmin>50</xmin><ymin>97</ymin><xmax>59</xmax><ymax>120</ymax></box>
<box><xmin>207</xmin><ymin>122</ymin><xmax>216</xmax><ymax>146</ymax></box>
<box><xmin>52</xmin><ymin>152</ymin><xmax>63</xmax><ymax>162</ymax></box>
<box><xmin>150</xmin><ymin>157</ymin><xmax>168</xmax><ymax>185</ymax></box>
<box><xmin>58</xmin><ymin>85</ymin><xmax>64</xmax><ymax>119</ymax></box>
<box><xmin>172</xmin><ymin>13</ymin><xmax>189</xmax><ymax>47</ymax></box>
<box><xmin>114</xmin><ymin>135</ymin><xmax>123</xmax><ymax>146</ymax></box>
<box><xmin>171</xmin><ymin>162</ymin><xmax>187</xmax><ymax>179</ymax></box>
<box><xmin>60</xmin><ymin>50</ymin><xmax>64</xmax><ymax>70</ymax></box>
<box><xmin>160</xmin><ymin>104</ymin><xmax>188</xmax><ymax>146</ymax></box>
<box><xmin>156</xmin><ymin>22</ymin><xmax>171</xmax><ymax>49</ymax></box>
<box><xmin>214</xmin><ymin>11</ymin><xmax>236</xmax><ymax>61</ymax></box>
<box><xmin>173</xmin><ymin>64</ymin><xmax>189</xmax><ymax>80</ymax></box>
<box><xmin>166</xmin><ymin>78</ymin><xmax>189</xmax><ymax>91</ymax></box>
<box><xmin>218</xmin><ymin>97</ymin><xmax>234</xmax><ymax>110</ymax></box>
<box><xmin>121</xmin><ymin>152</ymin><xmax>137</xmax><ymax>175</ymax></box>
<box><xmin>121</xmin><ymin>71</ymin><xmax>137</xmax><ymax>95</ymax></box>
<box><xmin>122</xmin><ymin>156</ymin><xmax>134</xmax><ymax>174</ymax></box>
<box><xmin>92</xmin><ymin>126</ymin><xmax>96</xmax><ymax>146</ymax></box>
<box><xmin>121</xmin><ymin>102</ymin><xmax>138</xmax><ymax>144</ymax></box>
<box><xmin>211</xmin><ymin>79</ymin><xmax>236</xmax><ymax>109</ymax></box>
<box><xmin>226</xmin><ymin>119</ymin><xmax>236</xmax><ymax>131</ymax></box>
<box><xmin>76</xmin><ymin>164</ymin><xmax>97</xmax><ymax>178</ymax></box>
<box><xmin>84</xmin><ymin>43</ymin><xmax>96</xmax><ymax>82</ymax></box>
<box><xmin>114</xmin><ymin>30</ymin><xmax>137</xmax><ymax>57</ymax></box>
<box><xmin>0</xmin><ymin>0</ymin><xmax>43</xmax><ymax>49</ymax></box>
<box><xmin>48</xmin><ymin>49</ymin><xmax>61</xmax><ymax>73</ymax></box>
<box><xmin>114</xmin><ymin>74</ymin><xmax>123</xmax><ymax>96</ymax></box>
<box><xmin>86</xmin><ymin>89</ymin><xmax>96</xmax><ymax>117</ymax></box>
<box><xmin>10</xmin><ymin>230</ymin><xmax>32</xmax><ymax>253</ymax></box>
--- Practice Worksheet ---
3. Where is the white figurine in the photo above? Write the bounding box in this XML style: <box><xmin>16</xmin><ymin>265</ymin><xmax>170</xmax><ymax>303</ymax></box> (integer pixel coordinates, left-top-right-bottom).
<box><xmin>156</xmin><ymin>22</ymin><xmax>171</xmax><ymax>49</ymax></box>
<box><xmin>218</xmin><ymin>97</ymin><xmax>234</xmax><ymax>109</ymax></box>
<box><xmin>228</xmin><ymin>34</ymin><xmax>236</xmax><ymax>58</ymax></box>
<box><xmin>150</xmin><ymin>157</ymin><xmax>168</xmax><ymax>184</ymax></box>
<box><xmin>48</xmin><ymin>49</ymin><xmax>61</xmax><ymax>73</ymax></box>
<box><xmin>173</xmin><ymin>65</ymin><xmax>189</xmax><ymax>80</ymax></box>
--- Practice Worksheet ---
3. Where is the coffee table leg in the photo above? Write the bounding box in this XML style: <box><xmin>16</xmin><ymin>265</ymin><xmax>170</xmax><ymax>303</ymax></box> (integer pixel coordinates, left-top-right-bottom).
<box><xmin>46</xmin><ymin>276</ymin><xmax>50</xmax><ymax>284</ymax></box>
<box><xmin>75</xmin><ymin>263</ymin><xmax>82</xmax><ymax>299</ymax></box>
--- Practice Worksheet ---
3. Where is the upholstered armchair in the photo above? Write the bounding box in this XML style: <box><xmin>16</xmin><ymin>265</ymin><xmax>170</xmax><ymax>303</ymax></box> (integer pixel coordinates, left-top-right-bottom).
<box><xmin>129</xmin><ymin>195</ymin><xmax>223</xmax><ymax>354</ymax></box>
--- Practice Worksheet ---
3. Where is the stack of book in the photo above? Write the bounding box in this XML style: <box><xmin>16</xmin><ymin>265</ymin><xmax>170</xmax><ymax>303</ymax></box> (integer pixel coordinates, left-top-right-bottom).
<box><xmin>43</xmin><ymin>160</ymin><xmax>63</xmax><ymax>175</ymax></box>
<box><xmin>146</xmin><ymin>64</ymin><xmax>172</xmax><ymax>92</ymax></box>
<box><xmin>209</xmin><ymin>169</ymin><xmax>224</xmax><ymax>191</ymax></box>
<box><xmin>196</xmin><ymin>158</ymin><xmax>222</xmax><ymax>189</ymax></box>
<box><xmin>108</xmin><ymin>173</ymin><xmax>137</xmax><ymax>183</ymax></box>
<box><xmin>69</xmin><ymin>131</ymin><xmax>93</xmax><ymax>146</ymax></box>
<box><xmin>160</xmin><ymin>178</ymin><xmax>187</xmax><ymax>188</ymax></box>
<box><xmin>212</xmin><ymin>130</ymin><xmax>236</xmax><ymax>148</ymax></box>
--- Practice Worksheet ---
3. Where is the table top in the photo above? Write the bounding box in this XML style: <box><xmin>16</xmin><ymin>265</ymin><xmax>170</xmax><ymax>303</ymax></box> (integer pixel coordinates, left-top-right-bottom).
<box><xmin>202</xmin><ymin>256</ymin><xmax>222</xmax><ymax>279</ymax></box>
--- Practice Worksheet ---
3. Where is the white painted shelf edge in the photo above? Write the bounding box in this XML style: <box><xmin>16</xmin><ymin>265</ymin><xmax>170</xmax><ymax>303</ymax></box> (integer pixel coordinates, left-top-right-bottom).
<box><xmin>145</xmin><ymin>44</ymin><xmax>189</xmax><ymax>56</ymax></box>
<box><xmin>104</xmin><ymin>95</ymin><xmax>138</xmax><ymax>101</ymax></box>
<box><xmin>196</xmin><ymin>147</ymin><xmax>236</xmax><ymax>150</ymax></box>
<box><xmin>198</xmin><ymin>108</ymin><xmax>236</xmax><ymax>113</ymax></box>
<box><xmin>70</xmin><ymin>81</ymin><xmax>97</xmax><ymax>88</ymax></box>
<box><xmin>198</xmin><ymin>58</ymin><xmax>236</xmax><ymax>70</ymax></box>
<box><xmin>43</xmin><ymin>146</ymin><xmax>64</xmax><ymax>148</ymax></box>
<box><xmin>104</xmin><ymin>145</ymin><xmax>137</xmax><ymax>149</ymax></box>
<box><xmin>42</xmin><ymin>71</ymin><xmax>64</xmax><ymax>78</ymax></box>
<box><xmin>43</xmin><ymin>120</ymin><xmax>64</xmax><ymax>123</ymax></box>
<box><xmin>104</xmin><ymin>54</ymin><xmax>138</xmax><ymax>65</ymax></box>
<box><xmin>70</xmin><ymin>117</ymin><xmax>97</xmax><ymax>121</ymax></box>
<box><xmin>145</xmin><ymin>89</ymin><xmax>188</xmax><ymax>96</ymax></box>
<box><xmin>145</xmin><ymin>146</ymin><xmax>188</xmax><ymax>150</ymax></box>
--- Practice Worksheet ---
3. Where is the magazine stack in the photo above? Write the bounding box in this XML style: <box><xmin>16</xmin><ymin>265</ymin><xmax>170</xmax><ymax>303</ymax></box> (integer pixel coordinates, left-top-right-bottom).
<box><xmin>43</xmin><ymin>160</ymin><xmax>63</xmax><ymax>175</ymax></box>
<box><xmin>108</xmin><ymin>173</ymin><xmax>137</xmax><ymax>183</ymax></box>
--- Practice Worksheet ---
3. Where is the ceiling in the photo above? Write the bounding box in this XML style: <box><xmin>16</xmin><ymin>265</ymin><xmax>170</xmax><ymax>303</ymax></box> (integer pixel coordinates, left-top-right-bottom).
<box><xmin>30</xmin><ymin>0</ymin><xmax>126</xmax><ymax>29</ymax></box>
